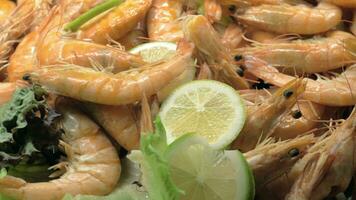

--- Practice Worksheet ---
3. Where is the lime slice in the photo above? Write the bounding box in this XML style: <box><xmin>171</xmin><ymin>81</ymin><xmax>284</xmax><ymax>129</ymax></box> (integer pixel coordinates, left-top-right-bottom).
<box><xmin>129</xmin><ymin>42</ymin><xmax>177</xmax><ymax>63</ymax></box>
<box><xmin>130</xmin><ymin>42</ymin><xmax>196</xmax><ymax>101</ymax></box>
<box><xmin>159</xmin><ymin>80</ymin><xmax>246</xmax><ymax>149</ymax></box>
<box><xmin>165</xmin><ymin>133</ymin><xmax>255</xmax><ymax>200</ymax></box>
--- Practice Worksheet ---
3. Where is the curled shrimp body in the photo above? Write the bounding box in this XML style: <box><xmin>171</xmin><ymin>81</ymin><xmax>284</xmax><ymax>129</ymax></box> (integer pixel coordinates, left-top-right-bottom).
<box><xmin>240</xmin><ymin>89</ymin><xmax>325</xmax><ymax>140</ymax></box>
<box><xmin>245</xmin><ymin>57</ymin><xmax>356</xmax><ymax>106</ymax></box>
<box><xmin>237</xmin><ymin>3</ymin><xmax>342</xmax><ymax>35</ymax></box>
<box><xmin>234</xmin><ymin>34</ymin><xmax>356</xmax><ymax>74</ymax></box>
<box><xmin>231</xmin><ymin>79</ymin><xmax>306</xmax><ymax>152</ymax></box>
<box><xmin>244</xmin><ymin>134</ymin><xmax>315</xmax><ymax>192</ymax></box>
<box><xmin>0</xmin><ymin>81</ymin><xmax>27</xmax><ymax>105</ymax></box>
<box><xmin>249</xmin><ymin>31</ymin><xmax>282</xmax><ymax>44</ymax></box>
<box><xmin>204</xmin><ymin>0</ymin><xmax>222</xmax><ymax>23</ymax></box>
<box><xmin>221</xmin><ymin>23</ymin><xmax>244</xmax><ymax>50</ymax></box>
<box><xmin>7</xmin><ymin>31</ymin><xmax>39</xmax><ymax>81</ymax></box>
<box><xmin>286</xmin><ymin>107</ymin><xmax>356</xmax><ymax>200</ymax></box>
<box><xmin>0</xmin><ymin>100</ymin><xmax>121</xmax><ymax>200</ymax></box>
<box><xmin>7</xmin><ymin>0</ymin><xmax>113</xmax><ymax>81</ymax></box>
<box><xmin>0</xmin><ymin>0</ymin><xmax>15</xmax><ymax>23</ymax></box>
<box><xmin>272</xmin><ymin>101</ymin><xmax>325</xmax><ymax>140</ymax></box>
<box><xmin>83</xmin><ymin>103</ymin><xmax>140</xmax><ymax>150</ymax></box>
<box><xmin>77</xmin><ymin>0</ymin><xmax>152</xmax><ymax>44</ymax></box>
<box><xmin>183</xmin><ymin>15</ymin><xmax>249</xmax><ymax>89</ymax></box>
<box><xmin>0</xmin><ymin>0</ymin><xmax>52</xmax><ymax>64</ymax></box>
<box><xmin>36</xmin><ymin>5</ymin><xmax>145</xmax><ymax>72</ymax></box>
<box><xmin>28</xmin><ymin>42</ymin><xmax>194</xmax><ymax>105</ymax></box>
<box><xmin>1</xmin><ymin>0</ymin><xmax>52</xmax><ymax>32</ymax></box>
<box><xmin>118</xmin><ymin>20</ymin><xmax>146</xmax><ymax>50</ymax></box>
<box><xmin>147</xmin><ymin>0</ymin><xmax>184</xmax><ymax>42</ymax></box>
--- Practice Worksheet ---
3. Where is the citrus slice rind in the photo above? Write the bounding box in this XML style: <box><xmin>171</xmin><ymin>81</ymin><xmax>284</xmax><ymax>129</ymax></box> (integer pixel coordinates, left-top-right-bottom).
<box><xmin>130</xmin><ymin>42</ymin><xmax>196</xmax><ymax>101</ymax></box>
<box><xmin>159</xmin><ymin>80</ymin><xmax>246</xmax><ymax>149</ymax></box>
<box><xmin>165</xmin><ymin>133</ymin><xmax>254</xmax><ymax>200</ymax></box>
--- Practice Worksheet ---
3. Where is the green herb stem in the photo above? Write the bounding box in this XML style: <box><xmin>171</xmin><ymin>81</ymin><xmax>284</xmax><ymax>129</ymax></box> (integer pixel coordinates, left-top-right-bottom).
<box><xmin>64</xmin><ymin>0</ymin><xmax>123</xmax><ymax>32</ymax></box>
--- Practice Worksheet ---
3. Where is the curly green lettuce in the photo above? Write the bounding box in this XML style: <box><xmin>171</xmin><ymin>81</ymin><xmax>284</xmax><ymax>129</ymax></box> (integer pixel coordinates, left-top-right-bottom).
<box><xmin>0</xmin><ymin>85</ymin><xmax>62</xmax><ymax>181</ymax></box>
<box><xmin>129</xmin><ymin>117</ymin><xmax>183</xmax><ymax>200</ymax></box>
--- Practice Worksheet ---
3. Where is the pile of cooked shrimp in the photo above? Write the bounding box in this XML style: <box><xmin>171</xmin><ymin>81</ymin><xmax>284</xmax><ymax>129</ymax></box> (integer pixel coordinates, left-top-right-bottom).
<box><xmin>0</xmin><ymin>0</ymin><xmax>355</xmax><ymax>199</ymax></box>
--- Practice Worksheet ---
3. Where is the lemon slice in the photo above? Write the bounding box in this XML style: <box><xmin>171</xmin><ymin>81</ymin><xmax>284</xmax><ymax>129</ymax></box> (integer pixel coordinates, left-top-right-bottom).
<box><xmin>129</xmin><ymin>42</ymin><xmax>177</xmax><ymax>63</ymax></box>
<box><xmin>165</xmin><ymin>133</ymin><xmax>255</xmax><ymax>200</ymax></box>
<box><xmin>159</xmin><ymin>80</ymin><xmax>246</xmax><ymax>149</ymax></box>
<box><xmin>130</xmin><ymin>42</ymin><xmax>196</xmax><ymax>101</ymax></box>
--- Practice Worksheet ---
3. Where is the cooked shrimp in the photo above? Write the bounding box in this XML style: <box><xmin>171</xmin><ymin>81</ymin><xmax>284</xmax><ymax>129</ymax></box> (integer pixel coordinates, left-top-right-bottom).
<box><xmin>231</xmin><ymin>79</ymin><xmax>306</xmax><ymax>152</ymax></box>
<box><xmin>249</xmin><ymin>31</ymin><xmax>278</xmax><ymax>44</ymax></box>
<box><xmin>249</xmin><ymin>30</ymin><xmax>293</xmax><ymax>44</ymax></box>
<box><xmin>204</xmin><ymin>0</ymin><xmax>222</xmax><ymax>23</ymax></box>
<box><xmin>7</xmin><ymin>31</ymin><xmax>39</xmax><ymax>81</ymax></box>
<box><xmin>36</xmin><ymin>5</ymin><xmax>145</xmax><ymax>72</ymax></box>
<box><xmin>7</xmin><ymin>1</ymin><xmax>97</xmax><ymax>81</ymax></box>
<box><xmin>9</xmin><ymin>1</ymin><xmax>140</xmax><ymax>81</ymax></box>
<box><xmin>0</xmin><ymin>81</ymin><xmax>27</xmax><ymax>105</ymax></box>
<box><xmin>323</xmin><ymin>0</ymin><xmax>356</xmax><ymax>8</ymax></box>
<box><xmin>234</xmin><ymin>33</ymin><xmax>356</xmax><ymax>74</ymax></box>
<box><xmin>28</xmin><ymin>41</ymin><xmax>194</xmax><ymax>105</ymax></box>
<box><xmin>286</xmin><ymin>107</ymin><xmax>356</xmax><ymax>200</ymax></box>
<box><xmin>221</xmin><ymin>23</ymin><xmax>244</xmax><ymax>50</ymax></box>
<box><xmin>240</xmin><ymin>88</ymin><xmax>325</xmax><ymax>140</ymax></box>
<box><xmin>237</xmin><ymin>2</ymin><xmax>342</xmax><ymax>35</ymax></box>
<box><xmin>197</xmin><ymin>62</ymin><xmax>213</xmax><ymax>80</ymax></box>
<box><xmin>0</xmin><ymin>0</ymin><xmax>15</xmax><ymax>23</ymax></box>
<box><xmin>352</xmin><ymin>11</ymin><xmax>356</xmax><ymax>36</ymax></box>
<box><xmin>118</xmin><ymin>20</ymin><xmax>146</xmax><ymax>50</ymax></box>
<box><xmin>82</xmin><ymin>103</ymin><xmax>140</xmax><ymax>150</ymax></box>
<box><xmin>244</xmin><ymin>134</ymin><xmax>315</xmax><ymax>191</ymax></box>
<box><xmin>77</xmin><ymin>0</ymin><xmax>152</xmax><ymax>44</ymax></box>
<box><xmin>244</xmin><ymin>56</ymin><xmax>356</xmax><ymax>106</ymax></box>
<box><xmin>183</xmin><ymin>15</ymin><xmax>249</xmax><ymax>89</ymax></box>
<box><xmin>0</xmin><ymin>0</ymin><xmax>52</xmax><ymax>64</ymax></box>
<box><xmin>218</xmin><ymin>0</ymin><xmax>303</xmax><ymax>7</ymax></box>
<box><xmin>272</xmin><ymin>101</ymin><xmax>325</xmax><ymax>140</ymax></box>
<box><xmin>1</xmin><ymin>0</ymin><xmax>52</xmax><ymax>31</ymax></box>
<box><xmin>147</xmin><ymin>0</ymin><xmax>184</xmax><ymax>42</ymax></box>
<box><xmin>0</xmin><ymin>99</ymin><xmax>121</xmax><ymax>200</ymax></box>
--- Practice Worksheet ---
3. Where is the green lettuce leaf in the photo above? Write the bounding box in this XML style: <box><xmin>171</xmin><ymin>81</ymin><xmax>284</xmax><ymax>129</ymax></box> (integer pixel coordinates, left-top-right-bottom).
<box><xmin>0</xmin><ymin>194</ymin><xmax>14</xmax><ymax>200</ymax></box>
<box><xmin>0</xmin><ymin>168</ymin><xmax>6</xmax><ymax>179</ymax></box>
<box><xmin>129</xmin><ymin>117</ymin><xmax>183</xmax><ymax>200</ymax></box>
<box><xmin>0</xmin><ymin>85</ymin><xmax>63</xmax><ymax>181</ymax></box>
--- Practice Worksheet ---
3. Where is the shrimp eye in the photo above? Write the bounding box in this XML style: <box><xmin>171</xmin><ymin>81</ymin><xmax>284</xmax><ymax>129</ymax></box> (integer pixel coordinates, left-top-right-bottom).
<box><xmin>228</xmin><ymin>5</ymin><xmax>236</xmax><ymax>13</ymax></box>
<box><xmin>133</xmin><ymin>181</ymin><xmax>143</xmax><ymax>187</ymax></box>
<box><xmin>234</xmin><ymin>55</ymin><xmax>243</xmax><ymax>61</ymax></box>
<box><xmin>292</xmin><ymin>110</ymin><xmax>302</xmax><ymax>119</ymax></box>
<box><xmin>22</xmin><ymin>73</ymin><xmax>31</xmax><ymax>81</ymax></box>
<box><xmin>42</xmin><ymin>145</ymin><xmax>61</xmax><ymax>161</ymax></box>
<box><xmin>236</xmin><ymin>67</ymin><xmax>244</xmax><ymax>76</ymax></box>
<box><xmin>252</xmin><ymin>79</ymin><xmax>271</xmax><ymax>90</ymax></box>
<box><xmin>288</xmin><ymin>148</ymin><xmax>300</xmax><ymax>157</ymax></box>
<box><xmin>283</xmin><ymin>89</ymin><xmax>294</xmax><ymax>98</ymax></box>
